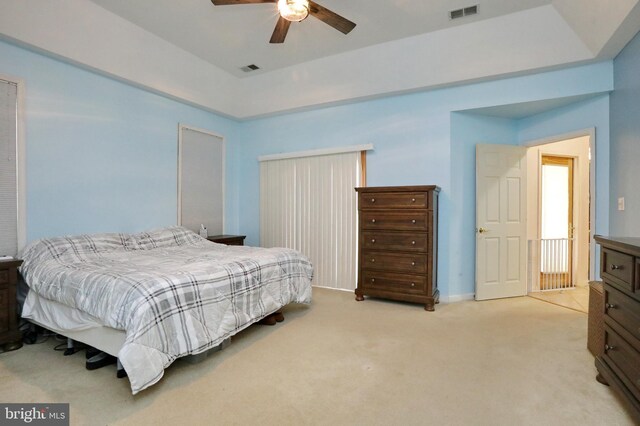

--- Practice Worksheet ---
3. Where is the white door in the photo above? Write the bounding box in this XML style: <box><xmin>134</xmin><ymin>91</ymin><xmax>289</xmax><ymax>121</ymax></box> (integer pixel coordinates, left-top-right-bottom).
<box><xmin>476</xmin><ymin>144</ymin><xmax>527</xmax><ymax>300</ymax></box>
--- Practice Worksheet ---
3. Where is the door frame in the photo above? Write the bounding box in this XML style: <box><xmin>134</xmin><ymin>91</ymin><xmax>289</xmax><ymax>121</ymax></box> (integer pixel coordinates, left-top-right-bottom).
<box><xmin>523</xmin><ymin>128</ymin><xmax>597</xmax><ymax>282</ymax></box>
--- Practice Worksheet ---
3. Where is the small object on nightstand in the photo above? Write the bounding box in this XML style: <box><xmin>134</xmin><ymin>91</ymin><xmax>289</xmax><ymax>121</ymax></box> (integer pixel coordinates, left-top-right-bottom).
<box><xmin>207</xmin><ymin>235</ymin><xmax>246</xmax><ymax>246</ymax></box>
<box><xmin>0</xmin><ymin>258</ymin><xmax>23</xmax><ymax>352</ymax></box>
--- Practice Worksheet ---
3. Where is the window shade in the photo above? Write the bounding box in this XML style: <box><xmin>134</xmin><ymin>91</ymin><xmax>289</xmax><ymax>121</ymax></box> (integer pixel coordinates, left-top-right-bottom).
<box><xmin>0</xmin><ymin>79</ymin><xmax>18</xmax><ymax>257</ymax></box>
<box><xmin>260</xmin><ymin>151</ymin><xmax>362</xmax><ymax>290</ymax></box>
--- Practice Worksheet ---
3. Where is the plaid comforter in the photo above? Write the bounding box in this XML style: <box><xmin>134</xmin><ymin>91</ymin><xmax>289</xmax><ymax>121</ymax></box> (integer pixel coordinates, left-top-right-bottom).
<box><xmin>19</xmin><ymin>226</ymin><xmax>313</xmax><ymax>394</ymax></box>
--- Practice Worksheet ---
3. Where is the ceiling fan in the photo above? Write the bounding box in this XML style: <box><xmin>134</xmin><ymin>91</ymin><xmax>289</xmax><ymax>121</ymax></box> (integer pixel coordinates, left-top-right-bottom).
<box><xmin>210</xmin><ymin>0</ymin><xmax>356</xmax><ymax>44</ymax></box>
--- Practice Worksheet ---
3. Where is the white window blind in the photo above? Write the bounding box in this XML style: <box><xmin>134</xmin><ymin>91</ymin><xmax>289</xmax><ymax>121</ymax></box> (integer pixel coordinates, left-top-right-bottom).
<box><xmin>0</xmin><ymin>79</ymin><xmax>18</xmax><ymax>257</ymax></box>
<box><xmin>260</xmin><ymin>150</ymin><xmax>363</xmax><ymax>290</ymax></box>
<box><xmin>178</xmin><ymin>126</ymin><xmax>224</xmax><ymax>235</ymax></box>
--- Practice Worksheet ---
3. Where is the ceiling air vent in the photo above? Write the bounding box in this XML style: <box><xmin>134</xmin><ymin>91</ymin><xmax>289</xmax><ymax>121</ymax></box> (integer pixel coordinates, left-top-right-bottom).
<box><xmin>450</xmin><ymin>5</ymin><xmax>479</xmax><ymax>20</ymax></box>
<box><xmin>240</xmin><ymin>64</ymin><xmax>260</xmax><ymax>73</ymax></box>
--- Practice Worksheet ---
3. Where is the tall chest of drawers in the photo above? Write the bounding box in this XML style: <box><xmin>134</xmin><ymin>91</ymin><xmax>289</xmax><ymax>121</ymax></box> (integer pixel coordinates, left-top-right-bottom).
<box><xmin>594</xmin><ymin>236</ymin><xmax>640</xmax><ymax>422</ymax></box>
<box><xmin>355</xmin><ymin>186</ymin><xmax>439</xmax><ymax>311</ymax></box>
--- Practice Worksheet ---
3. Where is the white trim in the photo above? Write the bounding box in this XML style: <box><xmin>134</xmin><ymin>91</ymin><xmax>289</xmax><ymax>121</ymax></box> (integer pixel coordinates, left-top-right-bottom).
<box><xmin>0</xmin><ymin>73</ymin><xmax>27</xmax><ymax>252</ymax></box>
<box><xmin>312</xmin><ymin>285</ymin><xmax>353</xmax><ymax>293</ymax></box>
<box><xmin>258</xmin><ymin>144</ymin><xmax>374</xmax><ymax>162</ymax></box>
<box><xmin>523</xmin><ymin>128</ymin><xmax>597</xmax><ymax>281</ymax></box>
<box><xmin>442</xmin><ymin>293</ymin><xmax>475</xmax><ymax>303</ymax></box>
<box><xmin>177</xmin><ymin>124</ymin><xmax>226</xmax><ymax>233</ymax></box>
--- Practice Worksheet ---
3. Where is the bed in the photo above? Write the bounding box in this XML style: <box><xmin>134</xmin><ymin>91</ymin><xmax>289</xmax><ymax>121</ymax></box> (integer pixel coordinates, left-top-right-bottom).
<box><xmin>18</xmin><ymin>226</ymin><xmax>313</xmax><ymax>394</ymax></box>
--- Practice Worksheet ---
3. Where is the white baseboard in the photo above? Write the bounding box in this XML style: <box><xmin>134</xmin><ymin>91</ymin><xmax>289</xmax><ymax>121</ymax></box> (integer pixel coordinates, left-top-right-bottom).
<box><xmin>441</xmin><ymin>293</ymin><xmax>475</xmax><ymax>303</ymax></box>
<box><xmin>312</xmin><ymin>285</ymin><xmax>354</xmax><ymax>293</ymax></box>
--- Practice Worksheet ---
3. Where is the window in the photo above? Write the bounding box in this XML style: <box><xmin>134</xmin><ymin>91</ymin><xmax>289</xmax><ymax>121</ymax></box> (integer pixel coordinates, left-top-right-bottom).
<box><xmin>178</xmin><ymin>125</ymin><xmax>224</xmax><ymax>235</ymax></box>
<box><xmin>260</xmin><ymin>146</ymin><xmax>370</xmax><ymax>290</ymax></box>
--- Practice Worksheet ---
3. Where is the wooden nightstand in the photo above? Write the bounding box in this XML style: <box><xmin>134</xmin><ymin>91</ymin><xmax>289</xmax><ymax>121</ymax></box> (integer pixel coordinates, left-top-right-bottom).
<box><xmin>0</xmin><ymin>259</ymin><xmax>23</xmax><ymax>352</ymax></box>
<box><xmin>207</xmin><ymin>235</ymin><xmax>246</xmax><ymax>246</ymax></box>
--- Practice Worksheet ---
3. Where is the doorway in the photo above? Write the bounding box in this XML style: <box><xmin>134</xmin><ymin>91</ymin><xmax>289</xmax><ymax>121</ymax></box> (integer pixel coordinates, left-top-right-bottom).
<box><xmin>475</xmin><ymin>133</ymin><xmax>593</xmax><ymax>309</ymax></box>
<box><xmin>539</xmin><ymin>155</ymin><xmax>574</xmax><ymax>290</ymax></box>
<box><xmin>526</xmin><ymin>134</ymin><xmax>592</xmax><ymax>312</ymax></box>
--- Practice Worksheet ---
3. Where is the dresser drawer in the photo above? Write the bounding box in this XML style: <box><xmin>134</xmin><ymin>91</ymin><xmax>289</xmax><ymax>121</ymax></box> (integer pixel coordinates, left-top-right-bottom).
<box><xmin>361</xmin><ymin>231</ymin><xmax>428</xmax><ymax>252</ymax></box>
<box><xmin>0</xmin><ymin>270</ymin><xmax>8</xmax><ymax>285</ymax></box>
<box><xmin>362</xmin><ymin>271</ymin><xmax>426</xmax><ymax>295</ymax></box>
<box><xmin>359</xmin><ymin>192</ymin><xmax>429</xmax><ymax>210</ymax></box>
<box><xmin>360</xmin><ymin>211</ymin><xmax>430</xmax><ymax>231</ymax></box>
<box><xmin>361</xmin><ymin>251</ymin><xmax>427</xmax><ymax>274</ymax></box>
<box><xmin>602</xmin><ymin>248</ymin><xmax>635</xmax><ymax>292</ymax></box>
<box><xmin>0</xmin><ymin>288</ymin><xmax>8</xmax><ymax>333</ymax></box>
<box><xmin>606</xmin><ymin>285</ymin><xmax>640</xmax><ymax>342</ymax></box>
<box><xmin>604</xmin><ymin>325</ymin><xmax>640</xmax><ymax>401</ymax></box>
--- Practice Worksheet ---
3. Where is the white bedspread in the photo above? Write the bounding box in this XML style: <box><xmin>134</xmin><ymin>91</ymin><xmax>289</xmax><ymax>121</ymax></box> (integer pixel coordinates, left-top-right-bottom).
<box><xmin>19</xmin><ymin>227</ymin><xmax>313</xmax><ymax>394</ymax></box>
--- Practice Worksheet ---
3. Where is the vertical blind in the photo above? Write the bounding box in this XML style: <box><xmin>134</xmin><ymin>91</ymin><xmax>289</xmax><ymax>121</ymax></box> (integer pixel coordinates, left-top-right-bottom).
<box><xmin>179</xmin><ymin>127</ymin><xmax>224</xmax><ymax>235</ymax></box>
<box><xmin>260</xmin><ymin>151</ymin><xmax>362</xmax><ymax>290</ymax></box>
<box><xmin>0</xmin><ymin>79</ymin><xmax>18</xmax><ymax>257</ymax></box>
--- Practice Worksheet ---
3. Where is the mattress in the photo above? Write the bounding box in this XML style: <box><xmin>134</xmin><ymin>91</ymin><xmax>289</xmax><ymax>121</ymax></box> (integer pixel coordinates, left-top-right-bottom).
<box><xmin>20</xmin><ymin>226</ymin><xmax>313</xmax><ymax>393</ymax></box>
<box><xmin>22</xmin><ymin>290</ymin><xmax>125</xmax><ymax>356</ymax></box>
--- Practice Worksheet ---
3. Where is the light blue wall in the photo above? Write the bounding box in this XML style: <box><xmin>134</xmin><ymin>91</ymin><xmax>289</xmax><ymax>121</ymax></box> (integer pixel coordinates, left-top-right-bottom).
<box><xmin>0</xmin><ymin>37</ymin><xmax>617</xmax><ymax>299</ymax></box>
<box><xmin>239</xmin><ymin>62</ymin><xmax>613</xmax><ymax>298</ymax></box>
<box><xmin>611</xmin><ymin>30</ymin><xmax>640</xmax><ymax>236</ymax></box>
<box><xmin>0</xmin><ymin>40</ymin><xmax>241</xmax><ymax>242</ymax></box>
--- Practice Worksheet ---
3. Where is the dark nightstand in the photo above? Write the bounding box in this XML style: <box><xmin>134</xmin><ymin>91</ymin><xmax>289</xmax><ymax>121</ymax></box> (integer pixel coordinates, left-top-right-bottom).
<box><xmin>0</xmin><ymin>259</ymin><xmax>23</xmax><ymax>352</ymax></box>
<box><xmin>207</xmin><ymin>235</ymin><xmax>246</xmax><ymax>246</ymax></box>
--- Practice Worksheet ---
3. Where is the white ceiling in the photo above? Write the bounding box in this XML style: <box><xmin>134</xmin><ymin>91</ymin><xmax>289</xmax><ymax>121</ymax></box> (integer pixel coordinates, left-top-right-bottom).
<box><xmin>1</xmin><ymin>0</ymin><xmax>640</xmax><ymax>118</ymax></box>
<box><xmin>87</xmin><ymin>0</ymin><xmax>552</xmax><ymax>78</ymax></box>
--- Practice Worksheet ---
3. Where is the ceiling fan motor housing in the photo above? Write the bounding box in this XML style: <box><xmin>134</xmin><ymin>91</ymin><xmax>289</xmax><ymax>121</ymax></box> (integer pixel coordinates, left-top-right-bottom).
<box><xmin>278</xmin><ymin>0</ymin><xmax>310</xmax><ymax>22</ymax></box>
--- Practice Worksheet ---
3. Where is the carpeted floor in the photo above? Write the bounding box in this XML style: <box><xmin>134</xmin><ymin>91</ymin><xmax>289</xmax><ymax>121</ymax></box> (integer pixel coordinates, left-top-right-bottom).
<box><xmin>0</xmin><ymin>288</ymin><xmax>634</xmax><ymax>425</ymax></box>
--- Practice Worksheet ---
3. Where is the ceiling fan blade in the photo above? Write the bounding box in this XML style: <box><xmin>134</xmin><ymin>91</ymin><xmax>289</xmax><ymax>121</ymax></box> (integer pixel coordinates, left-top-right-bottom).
<box><xmin>211</xmin><ymin>0</ymin><xmax>275</xmax><ymax>5</ymax></box>
<box><xmin>308</xmin><ymin>1</ymin><xmax>356</xmax><ymax>35</ymax></box>
<box><xmin>270</xmin><ymin>16</ymin><xmax>291</xmax><ymax>44</ymax></box>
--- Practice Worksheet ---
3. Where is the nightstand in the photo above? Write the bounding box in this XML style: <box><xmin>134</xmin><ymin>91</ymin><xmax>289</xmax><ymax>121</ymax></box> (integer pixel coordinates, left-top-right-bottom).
<box><xmin>207</xmin><ymin>235</ymin><xmax>246</xmax><ymax>246</ymax></box>
<box><xmin>0</xmin><ymin>259</ymin><xmax>23</xmax><ymax>352</ymax></box>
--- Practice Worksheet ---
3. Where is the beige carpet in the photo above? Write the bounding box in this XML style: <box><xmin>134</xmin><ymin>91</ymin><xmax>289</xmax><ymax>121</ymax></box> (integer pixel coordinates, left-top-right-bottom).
<box><xmin>0</xmin><ymin>288</ymin><xmax>634</xmax><ymax>425</ymax></box>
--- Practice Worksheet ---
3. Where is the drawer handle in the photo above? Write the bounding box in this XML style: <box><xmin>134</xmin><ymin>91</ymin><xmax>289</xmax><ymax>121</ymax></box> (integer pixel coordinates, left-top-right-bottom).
<box><xmin>371</xmin><ymin>198</ymin><xmax>376</xmax><ymax>203</ymax></box>
<box><xmin>411</xmin><ymin>198</ymin><xmax>416</xmax><ymax>203</ymax></box>
<box><xmin>371</xmin><ymin>278</ymin><xmax>375</xmax><ymax>283</ymax></box>
<box><xmin>370</xmin><ymin>258</ymin><xmax>375</xmax><ymax>263</ymax></box>
<box><xmin>411</xmin><ymin>241</ymin><xmax>416</xmax><ymax>245</ymax></box>
<box><xmin>410</xmin><ymin>282</ymin><xmax>415</xmax><ymax>287</ymax></box>
<box><xmin>371</xmin><ymin>219</ymin><xmax>376</xmax><ymax>223</ymax></box>
<box><xmin>371</xmin><ymin>239</ymin><xmax>376</xmax><ymax>244</ymax></box>
<box><xmin>411</xmin><ymin>219</ymin><xmax>416</xmax><ymax>224</ymax></box>
<box><xmin>610</xmin><ymin>264</ymin><xmax>623</xmax><ymax>270</ymax></box>
<box><xmin>411</xmin><ymin>261</ymin><xmax>416</xmax><ymax>266</ymax></box>
<box><xmin>605</xmin><ymin>344</ymin><xmax>615</xmax><ymax>352</ymax></box>
<box><xmin>605</xmin><ymin>303</ymin><xmax>616</xmax><ymax>309</ymax></box>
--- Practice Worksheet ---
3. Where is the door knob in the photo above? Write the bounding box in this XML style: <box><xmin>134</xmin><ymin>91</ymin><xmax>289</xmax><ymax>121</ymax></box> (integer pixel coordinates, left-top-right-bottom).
<box><xmin>477</xmin><ymin>227</ymin><xmax>488</xmax><ymax>234</ymax></box>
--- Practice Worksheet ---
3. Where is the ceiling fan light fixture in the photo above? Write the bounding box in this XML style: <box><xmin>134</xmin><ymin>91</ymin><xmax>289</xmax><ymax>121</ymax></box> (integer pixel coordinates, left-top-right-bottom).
<box><xmin>278</xmin><ymin>0</ymin><xmax>309</xmax><ymax>22</ymax></box>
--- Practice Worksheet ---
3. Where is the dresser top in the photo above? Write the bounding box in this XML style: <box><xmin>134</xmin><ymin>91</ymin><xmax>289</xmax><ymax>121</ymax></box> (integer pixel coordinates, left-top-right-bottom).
<box><xmin>0</xmin><ymin>259</ymin><xmax>23</xmax><ymax>268</ymax></box>
<box><xmin>355</xmin><ymin>185</ymin><xmax>440</xmax><ymax>193</ymax></box>
<box><xmin>595</xmin><ymin>235</ymin><xmax>640</xmax><ymax>256</ymax></box>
